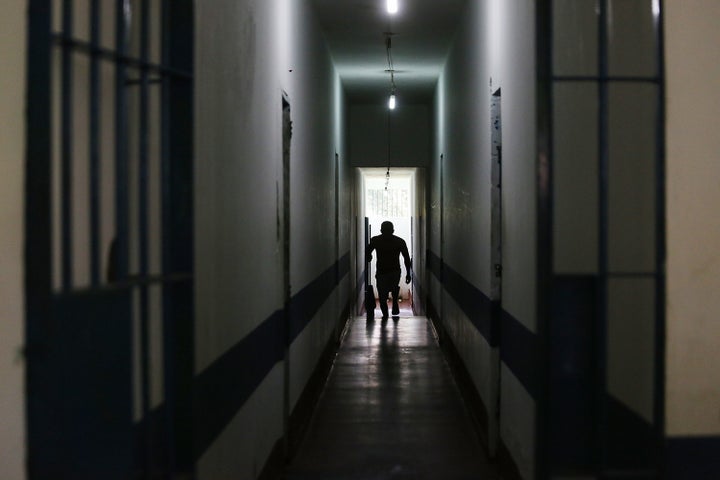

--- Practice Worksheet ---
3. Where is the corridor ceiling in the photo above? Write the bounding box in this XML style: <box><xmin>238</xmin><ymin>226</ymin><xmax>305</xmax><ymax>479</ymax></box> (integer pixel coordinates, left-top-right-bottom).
<box><xmin>311</xmin><ymin>0</ymin><xmax>468</xmax><ymax>103</ymax></box>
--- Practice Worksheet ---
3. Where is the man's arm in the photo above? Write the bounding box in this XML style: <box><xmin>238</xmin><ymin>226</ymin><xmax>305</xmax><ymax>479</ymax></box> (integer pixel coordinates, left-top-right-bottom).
<box><xmin>366</xmin><ymin>240</ymin><xmax>375</xmax><ymax>263</ymax></box>
<box><xmin>401</xmin><ymin>240</ymin><xmax>412</xmax><ymax>284</ymax></box>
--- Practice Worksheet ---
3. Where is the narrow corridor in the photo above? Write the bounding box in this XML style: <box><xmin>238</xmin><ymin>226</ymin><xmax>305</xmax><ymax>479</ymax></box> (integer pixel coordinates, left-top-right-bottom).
<box><xmin>284</xmin><ymin>316</ymin><xmax>504</xmax><ymax>480</ymax></box>
<box><xmin>4</xmin><ymin>2</ymin><xmax>719</xmax><ymax>479</ymax></box>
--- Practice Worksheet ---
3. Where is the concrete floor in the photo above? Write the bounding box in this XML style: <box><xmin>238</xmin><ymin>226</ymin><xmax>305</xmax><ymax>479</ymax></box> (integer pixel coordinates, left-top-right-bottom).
<box><xmin>284</xmin><ymin>315</ymin><xmax>505</xmax><ymax>480</ymax></box>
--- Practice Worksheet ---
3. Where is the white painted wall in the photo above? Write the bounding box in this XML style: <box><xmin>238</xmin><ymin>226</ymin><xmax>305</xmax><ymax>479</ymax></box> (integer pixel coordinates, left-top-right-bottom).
<box><xmin>488</xmin><ymin>0</ymin><xmax>537</xmax><ymax>336</ymax></box>
<box><xmin>412</xmin><ymin>168</ymin><xmax>427</xmax><ymax>314</ymax></box>
<box><xmin>195</xmin><ymin>1</ymin><xmax>287</xmax><ymax>475</ymax></box>
<box><xmin>355</xmin><ymin>169</ymin><xmax>367</xmax><ymax>313</ymax></box>
<box><xmin>437</xmin><ymin>0</ymin><xmax>491</xmax><ymax>296</ymax></box>
<box><xmin>490</xmin><ymin>2</ymin><xmax>537</xmax><ymax>477</ymax></box>
<box><xmin>665</xmin><ymin>1</ymin><xmax>720</xmax><ymax>437</ymax></box>
<box><xmin>197</xmin><ymin>367</ymin><xmax>284</xmax><ymax>479</ymax></box>
<box><xmin>195</xmin><ymin>0</ymin><xmax>347</xmax><ymax>477</ymax></box>
<box><xmin>196</xmin><ymin>0</ymin><xmax>286</xmax><ymax>371</ymax></box>
<box><xmin>350</xmin><ymin>103</ymin><xmax>431</xmax><ymax>167</ymax></box>
<box><xmin>433</xmin><ymin>0</ymin><xmax>537</xmax><ymax>477</ymax></box>
<box><xmin>429</xmin><ymin>79</ymin><xmax>444</xmax><ymax>318</ymax></box>
<box><xmin>0</xmin><ymin>1</ymin><xmax>27</xmax><ymax>478</ymax></box>
<box><xmin>286</xmin><ymin>0</ymin><xmax>342</xmax><ymax>301</ymax></box>
<box><xmin>433</xmin><ymin>0</ymin><xmax>496</xmax><ymax>455</ymax></box>
<box><xmin>282</xmin><ymin>0</ymin><xmax>347</xmax><ymax>411</ymax></box>
<box><xmin>335</xmin><ymin>74</ymin><xmax>352</xmax><ymax>266</ymax></box>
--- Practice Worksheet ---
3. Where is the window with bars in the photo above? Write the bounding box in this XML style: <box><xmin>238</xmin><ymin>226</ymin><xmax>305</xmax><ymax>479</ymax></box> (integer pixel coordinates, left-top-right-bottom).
<box><xmin>366</xmin><ymin>188</ymin><xmax>410</xmax><ymax>218</ymax></box>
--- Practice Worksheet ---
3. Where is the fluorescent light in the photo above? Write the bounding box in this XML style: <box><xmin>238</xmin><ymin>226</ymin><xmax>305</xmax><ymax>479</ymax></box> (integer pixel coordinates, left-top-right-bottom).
<box><xmin>652</xmin><ymin>0</ymin><xmax>660</xmax><ymax>19</ymax></box>
<box><xmin>387</xmin><ymin>0</ymin><xmax>398</xmax><ymax>14</ymax></box>
<box><xmin>388</xmin><ymin>93</ymin><xmax>396</xmax><ymax>110</ymax></box>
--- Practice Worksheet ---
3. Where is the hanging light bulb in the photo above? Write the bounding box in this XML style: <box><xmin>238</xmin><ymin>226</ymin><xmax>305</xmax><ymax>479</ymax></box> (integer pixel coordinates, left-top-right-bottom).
<box><xmin>388</xmin><ymin>92</ymin><xmax>396</xmax><ymax>110</ymax></box>
<box><xmin>387</xmin><ymin>0</ymin><xmax>398</xmax><ymax>14</ymax></box>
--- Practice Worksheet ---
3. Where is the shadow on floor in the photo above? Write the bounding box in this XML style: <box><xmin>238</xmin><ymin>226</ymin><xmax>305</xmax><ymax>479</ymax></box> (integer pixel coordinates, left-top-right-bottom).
<box><xmin>283</xmin><ymin>316</ymin><xmax>505</xmax><ymax>480</ymax></box>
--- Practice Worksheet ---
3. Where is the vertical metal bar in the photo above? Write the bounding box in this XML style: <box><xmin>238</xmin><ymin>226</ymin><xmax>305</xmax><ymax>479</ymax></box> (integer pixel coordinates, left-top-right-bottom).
<box><xmin>25</xmin><ymin>0</ymin><xmax>54</xmax><ymax>472</ymax></box>
<box><xmin>162</xmin><ymin>1</ymin><xmax>195</xmax><ymax>474</ymax></box>
<box><xmin>160</xmin><ymin>0</ymin><xmax>176</xmax><ymax>471</ymax></box>
<box><xmin>535</xmin><ymin>0</ymin><xmax>553</xmax><ymax>477</ymax></box>
<box><xmin>138</xmin><ymin>0</ymin><xmax>152</xmax><ymax>475</ymax></box>
<box><xmin>61</xmin><ymin>0</ymin><xmax>74</xmax><ymax>290</ymax></box>
<box><xmin>89</xmin><ymin>0</ymin><xmax>101</xmax><ymax>286</ymax></box>
<box><xmin>653</xmin><ymin>0</ymin><xmax>667</xmax><ymax>471</ymax></box>
<box><xmin>597</xmin><ymin>0</ymin><xmax>610</xmax><ymax>471</ymax></box>
<box><xmin>114</xmin><ymin>3</ymin><xmax>135</xmax><ymax>475</ymax></box>
<box><xmin>139</xmin><ymin>0</ymin><xmax>150</xmax><ymax>279</ymax></box>
<box><xmin>115</xmin><ymin>0</ymin><xmax>129</xmax><ymax>281</ymax></box>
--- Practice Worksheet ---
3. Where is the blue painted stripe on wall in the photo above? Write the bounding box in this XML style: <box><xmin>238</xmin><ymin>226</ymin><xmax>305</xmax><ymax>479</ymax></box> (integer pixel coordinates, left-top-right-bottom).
<box><xmin>193</xmin><ymin>309</ymin><xmax>284</xmax><ymax>459</ymax></box>
<box><xmin>427</xmin><ymin>249</ymin><xmax>442</xmax><ymax>278</ymax></box>
<box><xmin>193</xmin><ymin>252</ymin><xmax>350</xmax><ymax>460</ymax></box>
<box><xmin>289</xmin><ymin>252</ymin><xmax>350</xmax><ymax>343</ymax></box>
<box><xmin>666</xmin><ymin>436</ymin><xmax>720</xmax><ymax>479</ymax></box>
<box><xmin>426</xmin><ymin>250</ymin><xmax>497</xmax><ymax>347</ymax></box>
<box><xmin>427</xmin><ymin>249</ymin><xmax>537</xmax><ymax>398</ymax></box>
<box><xmin>500</xmin><ymin>309</ymin><xmax>539</xmax><ymax>400</ymax></box>
<box><xmin>605</xmin><ymin>394</ymin><xmax>655</xmax><ymax>470</ymax></box>
<box><xmin>444</xmin><ymin>261</ymin><xmax>496</xmax><ymax>346</ymax></box>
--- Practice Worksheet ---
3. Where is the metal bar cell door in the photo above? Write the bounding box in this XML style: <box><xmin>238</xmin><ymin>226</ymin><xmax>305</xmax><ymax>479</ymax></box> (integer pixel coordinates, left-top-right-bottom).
<box><xmin>543</xmin><ymin>0</ymin><xmax>666</xmax><ymax>477</ymax></box>
<box><xmin>24</xmin><ymin>1</ymin><xmax>194</xmax><ymax>477</ymax></box>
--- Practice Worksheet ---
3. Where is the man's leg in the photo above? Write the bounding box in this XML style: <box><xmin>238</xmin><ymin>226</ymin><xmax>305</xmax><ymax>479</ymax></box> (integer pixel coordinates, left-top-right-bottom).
<box><xmin>392</xmin><ymin>285</ymin><xmax>400</xmax><ymax>315</ymax></box>
<box><xmin>376</xmin><ymin>274</ymin><xmax>392</xmax><ymax>318</ymax></box>
<box><xmin>378</xmin><ymin>286</ymin><xmax>389</xmax><ymax>318</ymax></box>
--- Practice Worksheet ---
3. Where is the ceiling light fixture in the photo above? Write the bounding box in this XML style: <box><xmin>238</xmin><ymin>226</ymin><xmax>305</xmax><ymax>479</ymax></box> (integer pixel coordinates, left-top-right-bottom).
<box><xmin>387</xmin><ymin>0</ymin><xmax>398</xmax><ymax>14</ymax></box>
<box><xmin>385</xmin><ymin>36</ymin><xmax>397</xmax><ymax>111</ymax></box>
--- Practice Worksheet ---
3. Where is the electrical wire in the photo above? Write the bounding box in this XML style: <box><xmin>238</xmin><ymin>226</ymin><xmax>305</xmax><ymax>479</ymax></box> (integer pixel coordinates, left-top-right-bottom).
<box><xmin>385</xmin><ymin>33</ymin><xmax>395</xmax><ymax>190</ymax></box>
<box><xmin>385</xmin><ymin>35</ymin><xmax>396</xmax><ymax>92</ymax></box>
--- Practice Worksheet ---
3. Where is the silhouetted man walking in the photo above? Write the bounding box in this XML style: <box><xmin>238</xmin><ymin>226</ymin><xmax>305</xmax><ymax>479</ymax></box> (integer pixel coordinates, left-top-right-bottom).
<box><xmin>367</xmin><ymin>221</ymin><xmax>412</xmax><ymax>319</ymax></box>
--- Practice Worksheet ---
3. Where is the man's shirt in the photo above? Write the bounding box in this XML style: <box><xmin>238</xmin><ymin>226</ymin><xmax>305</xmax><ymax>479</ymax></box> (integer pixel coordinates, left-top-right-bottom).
<box><xmin>368</xmin><ymin>233</ymin><xmax>411</xmax><ymax>274</ymax></box>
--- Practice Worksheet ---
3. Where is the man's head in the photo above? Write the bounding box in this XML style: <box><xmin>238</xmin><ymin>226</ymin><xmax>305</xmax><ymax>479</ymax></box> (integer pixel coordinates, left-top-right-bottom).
<box><xmin>380</xmin><ymin>221</ymin><xmax>394</xmax><ymax>235</ymax></box>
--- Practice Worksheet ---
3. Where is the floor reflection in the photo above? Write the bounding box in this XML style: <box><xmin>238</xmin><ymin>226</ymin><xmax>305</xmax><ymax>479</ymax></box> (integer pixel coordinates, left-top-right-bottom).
<box><xmin>285</xmin><ymin>316</ymin><xmax>504</xmax><ymax>479</ymax></box>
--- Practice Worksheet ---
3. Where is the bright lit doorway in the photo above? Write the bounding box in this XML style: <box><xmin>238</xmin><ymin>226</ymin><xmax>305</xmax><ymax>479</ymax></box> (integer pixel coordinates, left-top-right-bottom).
<box><xmin>358</xmin><ymin>168</ymin><xmax>423</xmax><ymax>315</ymax></box>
